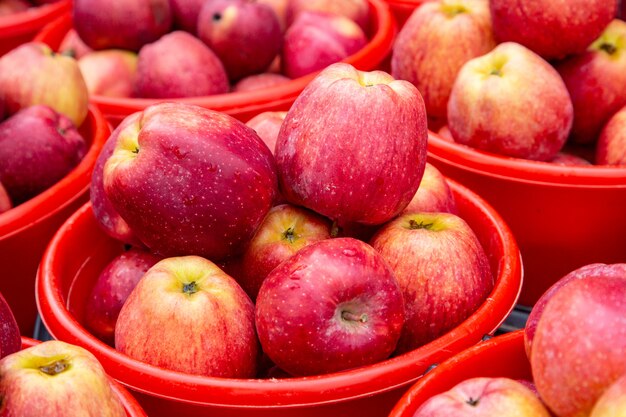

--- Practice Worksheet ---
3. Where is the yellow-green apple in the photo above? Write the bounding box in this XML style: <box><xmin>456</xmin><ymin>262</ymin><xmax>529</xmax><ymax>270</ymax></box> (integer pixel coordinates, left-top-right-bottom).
<box><xmin>590</xmin><ymin>374</ymin><xmax>626</xmax><ymax>417</ymax></box>
<box><xmin>245</xmin><ymin>110</ymin><xmax>287</xmax><ymax>153</ymax></box>
<box><xmin>275</xmin><ymin>63</ymin><xmax>428</xmax><ymax>226</ymax></box>
<box><xmin>0</xmin><ymin>340</ymin><xmax>126</xmax><ymax>417</ymax></box>
<box><xmin>447</xmin><ymin>42</ymin><xmax>573</xmax><ymax>161</ymax></box>
<box><xmin>490</xmin><ymin>0</ymin><xmax>616</xmax><ymax>60</ymax></box>
<box><xmin>85</xmin><ymin>248</ymin><xmax>162</xmax><ymax>346</ymax></box>
<box><xmin>115</xmin><ymin>256</ymin><xmax>259</xmax><ymax>377</ymax></box>
<box><xmin>0</xmin><ymin>182</ymin><xmax>11</xmax><ymax>214</ymax></box>
<box><xmin>58</xmin><ymin>29</ymin><xmax>94</xmax><ymax>59</ymax></box>
<box><xmin>233</xmin><ymin>73</ymin><xmax>291</xmax><ymax>92</ymax></box>
<box><xmin>0</xmin><ymin>292</ymin><xmax>20</xmax><ymax>359</ymax></box>
<box><xmin>255</xmin><ymin>237</ymin><xmax>404</xmax><ymax>376</ymax></box>
<box><xmin>0</xmin><ymin>105</ymin><xmax>86</xmax><ymax>204</ymax></box>
<box><xmin>531</xmin><ymin>274</ymin><xmax>626</xmax><ymax>417</ymax></box>
<box><xmin>239</xmin><ymin>203</ymin><xmax>331</xmax><ymax>300</ymax></box>
<box><xmin>259</xmin><ymin>0</ymin><xmax>288</xmax><ymax>31</ymax></box>
<box><xmin>0</xmin><ymin>0</ymin><xmax>29</xmax><ymax>16</ymax></box>
<box><xmin>370</xmin><ymin>212</ymin><xmax>492</xmax><ymax>353</ymax></box>
<box><xmin>412</xmin><ymin>377</ymin><xmax>552</xmax><ymax>417</ymax></box>
<box><xmin>102</xmin><ymin>102</ymin><xmax>278</xmax><ymax>259</ymax></box>
<box><xmin>0</xmin><ymin>42</ymin><xmax>89</xmax><ymax>126</ymax></box>
<box><xmin>281</xmin><ymin>11</ymin><xmax>367</xmax><ymax>78</ymax></box>
<box><xmin>169</xmin><ymin>0</ymin><xmax>206</xmax><ymax>32</ymax></box>
<box><xmin>286</xmin><ymin>0</ymin><xmax>370</xmax><ymax>31</ymax></box>
<box><xmin>401</xmin><ymin>163</ymin><xmax>457</xmax><ymax>215</ymax></box>
<box><xmin>597</xmin><ymin>105</ymin><xmax>626</xmax><ymax>165</ymax></box>
<box><xmin>556</xmin><ymin>20</ymin><xmax>626</xmax><ymax>144</ymax></box>
<box><xmin>197</xmin><ymin>0</ymin><xmax>282</xmax><ymax>81</ymax></box>
<box><xmin>391</xmin><ymin>0</ymin><xmax>496</xmax><ymax>120</ymax></box>
<box><xmin>73</xmin><ymin>0</ymin><xmax>172</xmax><ymax>51</ymax></box>
<box><xmin>134</xmin><ymin>31</ymin><xmax>229</xmax><ymax>98</ymax></box>
<box><xmin>78</xmin><ymin>50</ymin><xmax>138</xmax><ymax>98</ymax></box>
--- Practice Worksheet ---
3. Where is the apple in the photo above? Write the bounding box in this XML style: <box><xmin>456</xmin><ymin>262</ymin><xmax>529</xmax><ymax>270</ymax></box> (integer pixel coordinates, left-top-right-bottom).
<box><xmin>590</xmin><ymin>374</ymin><xmax>626</xmax><ymax>417</ymax></box>
<box><xmin>401</xmin><ymin>163</ymin><xmax>457</xmax><ymax>215</ymax></box>
<box><xmin>281</xmin><ymin>11</ymin><xmax>367</xmax><ymax>79</ymax></box>
<box><xmin>0</xmin><ymin>182</ymin><xmax>11</xmax><ymax>214</ymax></box>
<box><xmin>597</xmin><ymin>104</ymin><xmax>626</xmax><ymax>165</ymax></box>
<box><xmin>0</xmin><ymin>292</ymin><xmax>20</xmax><ymax>359</ymax></box>
<box><xmin>286</xmin><ymin>0</ymin><xmax>370</xmax><ymax>32</ymax></box>
<box><xmin>0</xmin><ymin>341</ymin><xmax>126</xmax><ymax>417</ymax></box>
<box><xmin>233</xmin><ymin>73</ymin><xmax>291</xmax><ymax>92</ymax></box>
<box><xmin>447</xmin><ymin>42</ymin><xmax>573</xmax><ymax>161</ymax></box>
<box><xmin>85</xmin><ymin>248</ymin><xmax>162</xmax><ymax>346</ymax></box>
<box><xmin>548</xmin><ymin>151</ymin><xmax>592</xmax><ymax>166</ymax></box>
<box><xmin>134</xmin><ymin>31</ymin><xmax>229</xmax><ymax>98</ymax></box>
<box><xmin>78</xmin><ymin>49</ymin><xmax>138</xmax><ymax>98</ymax></box>
<box><xmin>412</xmin><ymin>377</ymin><xmax>552</xmax><ymax>417</ymax></box>
<box><xmin>391</xmin><ymin>0</ymin><xmax>496</xmax><ymax>120</ymax></box>
<box><xmin>0</xmin><ymin>42</ymin><xmax>89</xmax><ymax>127</ymax></box>
<box><xmin>255</xmin><ymin>237</ymin><xmax>405</xmax><ymax>376</ymax></box>
<box><xmin>102</xmin><ymin>102</ymin><xmax>278</xmax><ymax>259</ymax></box>
<box><xmin>239</xmin><ymin>203</ymin><xmax>332</xmax><ymax>300</ymax></box>
<box><xmin>369</xmin><ymin>212</ymin><xmax>492</xmax><ymax>353</ymax></box>
<box><xmin>197</xmin><ymin>0</ymin><xmax>282</xmax><ymax>81</ymax></box>
<box><xmin>556</xmin><ymin>19</ymin><xmax>626</xmax><ymax>144</ymax></box>
<box><xmin>169</xmin><ymin>0</ymin><xmax>206</xmax><ymax>33</ymax></box>
<box><xmin>58</xmin><ymin>29</ymin><xmax>94</xmax><ymax>59</ymax></box>
<box><xmin>531</xmin><ymin>274</ymin><xmax>626</xmax><ymax>417</ymax></box>
<box><xmin>490</xmin><ymin>0</ymin><xmax>616</xmax><ymax>60</ymax></box>
<box><xmin>73</xmin><ymin>0</ymin><xmax>172</xmax><ymax>51</ymax></box>
<box><xmin>245</xmin><ymin>111</ymin><xmax>287</xmax><ymax>153</ymax></box>
<box><xmin>275</xmin><ymin>63</ymin><xmax>428</xmax><ymax>226</ymax></box>
<box><xmin>115</xmin><ymin>255</ymin><xmax>259</xmax><ymax>377</ymax></box>
<box><xmin>0</xmin><ymin>105</ymin><xmax>86</xmax><ymax>204</ymax></box>
<box><xmin>437</xmin><ymin>125</ymin><xmax>455</xmax><ymax>142</ymax></box>
<box><xmin>0</xmin><ymin>0</ymin><xmax>29</xmax><ymax>16</ymax></box>
<box><xmin>259</xmin><ymin>0</ymin><xmax>288</xmax><ymax>31</ymax></box>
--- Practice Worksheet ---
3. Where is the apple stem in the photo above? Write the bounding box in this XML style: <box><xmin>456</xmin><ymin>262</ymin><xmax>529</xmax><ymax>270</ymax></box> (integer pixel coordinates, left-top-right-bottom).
<box><xmin>408</xmin><ymin>219</ymin><xmax>433</xmax><ymax>230</ymax></box>
<box><xmin>341</xmin><ymin>311</ymin><xmax>368</xmax><ymax>323</ymax></box>
<box><xmin>600</xmin><ymin>42</ymin><xmax>617</xmax><ymax>55</ymax></box>
<box><xmin>330</xmin><ymin>221</ymin><xmax>340</xmax><ymax>238</ymax></box>
<box><xmin>39</xmin><ymin>359</ymin><xmax>70</xmax><ymax>376</ymax></box>
<box><xmin>132</xmin><ymin>146</ymin><xmax>139</xmax><ymax>154</ymax></box>
<box><xmin>466</xmin><ymin>397</ymin><xmax>479</xmax><ymax>406</ymax></box>
<box><xmin>183</xmin><ymin>281</ymin><xmax>199</xmax><ymax>295</ymax></box>
<box><xmin>282</xmin><ymin>227</ymin><xmax>296</xmax><ymax>243</ymax></box>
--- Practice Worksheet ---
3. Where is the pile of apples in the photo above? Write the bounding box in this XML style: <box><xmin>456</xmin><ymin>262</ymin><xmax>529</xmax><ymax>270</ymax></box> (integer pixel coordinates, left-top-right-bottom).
<box><xmin>391</xmin><ymin>0</ymin><xmax>626</xmax><ymax>166</ymax></box>
<box><xmin>411</xmin><ymin>262</ymin><xmax>626</xmax><ymax>417</ymax></box>
<box><xmin>62</xmin><ymin>0</ymin><xmax>374</xmax><ymax>99</ymax></box>
<box><xmin>0</xmin><ymin>0</ymin><xmax>58</xmax><ymax>16</ymax></box>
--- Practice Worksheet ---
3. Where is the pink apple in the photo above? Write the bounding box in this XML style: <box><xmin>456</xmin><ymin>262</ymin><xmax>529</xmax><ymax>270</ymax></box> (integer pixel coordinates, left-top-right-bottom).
<box><xmin>239</xmin><ymin>203</ymin><xmax>332</xmax><ymax>300</ymax></box>
<box><xmin>286</xmin><ymin>0</ymin><xmax>370</xmax><ymax>32</ymax></box>
<box><xmin>548</xmin><ymin>151</ymin><xmax>592</xmax><ymax>166</ymax></box>
<box><xmin>73</xmin><ymin>0</ymin><xmax>172</xmax><ymax>51</ymax></box>
<box><xmin>413</xmin><ymin>377</ymin><xmax>552</xmax><ymax>417</ymax></box>
<box><xmin>275</xmin><ymin>63</ymin><xmax>428</xmax><ymax>226</ymax></box>
<box><xmin>531</xmin><ymin>274</ymin><xmax>626</xmax><ymax>417</ymax></box>
<box><xmin>590</xmin><ymin>373</ymin><xmax>626</xmax><ymax>417</ymax></box>
<box><xmin>0</xmin><ymin>182</ymin><xmax>11</xmax><ymax>214</ymax></box>
<box><xmin>401</xmin><ymin>163</ymin><xmax>457</xmax><ymax>215</ymax></box>
<box><xmin>0</xmin><ymin>105</ymin><xmax>86</xmax><ymax>204</ymax></box>
<box><xmin>169</xmin><ymin>0</ymin><xmax>206</xmax><ymax>32</ymax></box>
<box><xmin>134</xmin><ymin>31</ymin><xmax>229</xmax><ymax>98</ymax></box>
<box><xmin>255</xmin><ymin>237</ymin><xmax>404</xmax><ymax>376</ymax></box>
<box><xmin>115</xmin><ymin>256</ymin><xmax>259</xmax><ymax>377</ymax></box>
<box><xmin>197</xmin><ymin>0</ymin><xmax>282</xmax><ymax>80</ymax></box>
<box><xmin>58</xmin><ymin>29</ymin><xmax>94</xmax><ymax>59</ymax></box>
<box><xmin>245</xmin><ymin>111</ymin><xmax>287</xmax><ymax>153</ymax></box>
<box><xmin>490</xmin><ymin>0</ymin><xmax>616</xmax><ymax>60</ymax></box>
<box><xmin>597</xmin><ymin>104</ymin><xmax>626</xmax><ymax>165</ymax></box>
<box><xmin>0</xmin><ymin>341</ymin><xmax>126</xmax><ymax>417</ymax></box>
<box><xmin>0</xmin><ymin>292</ymin><xmax>20</xmax><ymax>359</ymax></box>
<box><xmin>556</xmin><ymin>20</ymin><xmax>626</xmax><ymax>144</ymax></box>
<box><xmin>85</xmin><ymin>248</ymin><xmax>162</xmax><ymax>346</ymax></box>
<box><xmin>0</xmin><ymin>0</ymin><xmax>30</xmax><ymax>16</ymax></box>
<box><xmin>0</xmin><ymin>42</ymin><xmax>89</xmax><ymax>126</ymax></box>
<box><xmin>391</xmin><ymin>0</ymin><xmax>496</xmax><ymax>120</ymax></box>
<box><xmin>370</xmin><ymin>212</ymin><xmax>492</xmax><ymax>353</ymax></box>
<box><xmin>78</xmin><ymin>49</ymin><xmax>138</xmax><ymax>98</ymax></box>
<box><xmin>233</xmin><ymin>73</ymin><xmax>291</xmax><ymax>92</ymax></box>
<box><xmin>437</xmin><ymin>125</ymin><xmax>455</xmax><ymax>142</ymax></box>
<box><xmin>102</xmin><ymin>102</ymin><xmax>278</xmax><ymax>259</ymax></box>
<box><xmin>447</xmin><ymin>42</ymin><xmax>573</xmax><ymax>161</ymax></box>
<box><xmin>259</xmin><ymin>0</ymin><xmax>288</xmax><ymax>31</ymax></box>
<box><xmin>281</xmin><ymin>11</ymin><xmax>367</xmax><ymax>79</ymax></box>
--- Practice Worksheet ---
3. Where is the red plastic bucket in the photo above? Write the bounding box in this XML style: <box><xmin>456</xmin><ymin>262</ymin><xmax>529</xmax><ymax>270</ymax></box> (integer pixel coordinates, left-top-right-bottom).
<box><xmin>0</xmin><ymin>0</ymin><xmax>70</xmax><ymax>56</ymax></box>
<box><xmin>383</xmin><ymin>0</ymin><xmax>432</xmax><ymax>28</ymax></box>
<box><xmin>388</xmin><ymin>330</ymin><xmax>528</xmax><ymax>417</ymax></box>
<box><xmin>36</xmin><ymin>178</ymin><xmax>521</xmax><ymax>417</ymax></box>
<box><xmin>427</xmin><ymin>132</ymin><xmax>626</xmax><ymax>307</ymax></box>
<box><xmin>34</xmin><ymin>0</ymin><xmax>397</xmax><ymax>126</ymax></box>
<box><xmin>0</xmin><ymin>105</ymin><xmax>109</xmax><ymax>335</ymax></box>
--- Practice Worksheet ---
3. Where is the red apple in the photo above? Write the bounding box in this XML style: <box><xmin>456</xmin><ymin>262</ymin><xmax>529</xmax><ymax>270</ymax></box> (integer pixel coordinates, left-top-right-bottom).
<box><xmin>115</xmin><ymin>256</ymin><xmax>259</xmax><ymax>377</ymax></box>
<box><xmin>73</xmin><ymin>0</ymin><xmax>172</xmax><ymax>51</ymax></box>
<box><xmin>412</xmin><ymin>377</ymin><xmax>552</xmax><ymax>417</ymax></box>
<box><xmin>255</xmin><ymin>237</ymin><xmax>404</xmax><ymax>376</ymax></box>
<box><xmin>134</xmin><ymin>31</ymin><xmax>229</xmax><ymax>98</ymax></box>
<box><xmin>58</xmin><ymin>29</ymin><xmax>94</xmax><ymax>59</ymax></box>
<box><xmin>275</xmin><ymin>63</ymin><xmax>428</xmax><ymax>226</ymax></box>
<box><xmin>233</xmin><ymin>73</ymin><xmax>291</xmax><ymax>92</ymax></box>
<box><xmin>0</xmin><ymin>0</ymin><xmax>29</xmax><ymax>16</ymax></box>
<box><xmin>490</xmin><ymin>0</ymin><xmax>616</xmax><ymax>60</ymax></box>
<box><xmin>548</xmin><ymin>151</ymin><xmax>592</xmax><ymax>166</ymax></box>
<box><xmin>0</xmin><ymin>105</ymin><xmax>86</xmax><ymax>204</ymax></box>
<box><xmin>437</xmin><ymin>125</ymin><xmax>455</xmax><ymax>142</ymax></box>
<box><xmin>169</xmin><ymin>0</ymin><xmax>206</xmax><ymax>32</ymax></box>
<box><xmin>597</xmin><ymin>104</ymin><xmax>626</xmax><ymax>165</ymax></box>
<box><xmin>370</xmin><ymin>212</ymin><xmax>492</xmax><ymax>353</ymax></box>
<box><xmin>0</xmin><ymin>341</ymin><xmax>126</xmax><ymax>417</ymax></box>
<box><xmin>286</xmin><ymin>0</ymin><xmax>370</xmax><ymax>32</ymax></box>
<box><xmin>556</xmin><ymin>19</ymin><xmax>626</xmax><ymax>144</ymax></box>
<box><xmin>531</xmin><ymin>274</ymin><xmax>626</xmax><ymax>417</ymax></box>
<box><xmin>197</xmin><ymin>0</ymin><xmax>282</xmax><ymax>81</ymax></box>
<box><xmin>0</xmin><ymin>182</ymin><xmax>11</xmax><ymax>214</ymax></box>
<box><xmin>391</xmin><ymin>0</ymin><xmax>496</xmax><ymax>120</ymax></box>
<box><xmin>447</xmin><ymin>42</ymin><xmax>573</xmax><ymax>161</ymax></box>
<box><xmin>0</xmin><ymin>292</ymin><xmax>20</xmax><ymax>359</ymax></box>
<box><xmin>401</xmin><ymin>163</ymin><xmax>457</xmax><ymax>215</ymax></box>
<box><xmin>78</xmin><ymin>49</ymin><xmax>138</xmax><ymax>98</ymax></box>
<box><xmin>245</xmin><ymin>110</ymin><xmax>287</xmax><ymax>153</ymax></box>
<box><xmin>0</xmin><ymin>42</ymin><xmax>89</xmax><ymax>126</ymax></box>
<box><xmin>102</xmin><ymin>102</ymin><xmax>278</xmax><ymax>259</ymax></box>
<box><xmin>259</xmin><ymin>0</ymin><xmax>288</xmax><ymax>31</ymax></box>
<box><xmin>590</xmin><ymin>373</ymin><xmax>626</xmax><ymax>417</ymax></box>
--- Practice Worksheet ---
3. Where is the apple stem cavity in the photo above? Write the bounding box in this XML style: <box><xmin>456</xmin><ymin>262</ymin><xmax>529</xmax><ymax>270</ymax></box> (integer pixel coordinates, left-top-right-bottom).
<box><xmin>282</xmin><ymin>227</ymin><xmax>297</xmax><ymax>243</ymax></box>
<box><xmin>341</xmin><ymin>310</ymin><xmax>368</xmax><ymax>323</ymax></box>
<box><xmin>39</xmin><ymin>359</ymin><xmax>70</xmax><ymax>376</ymax></box>
<box><xmin>407</xmin><ymin>219</ymin><xmax>434</xmax><ymax>230</ymax></box>
<box><xmin>183</xmin><ymin>281</ymin><xmax>199</xmax><ymax>295</ymax></box>
<box><xmin>212</xmin><ymin>13</ymin><xmax>222</xmax><ymax>21</ymax></box>
<box><xmin>441</xmin><ymin>4</ymin><xmax>468</xmax><ymax>17</ymax></box>
<box><xmin>599</xmin><ymin>42</ymin><xmax>617</xmax><ymax>55</ymax></box>
<box><xmin>466</xmin><ymin>397</ymin><xmax>479</xmax><ymax>406</ymax></box>
<box><xmin>489</xmin><ymin>68</ymin><xmax>503</xmax><ymax>76</ymax></box>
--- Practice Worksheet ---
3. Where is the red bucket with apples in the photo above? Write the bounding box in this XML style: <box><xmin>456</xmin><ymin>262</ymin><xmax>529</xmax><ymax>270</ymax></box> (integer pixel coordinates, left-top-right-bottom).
<box><xmin>0</xmin><ymin>105</ymin><xmax>109</xmax><ymax>335</ymax></box>
<box><xmin>427</xmin><ymin>132</ymin><xmax>626</xmax><ymax>307</ymax></box>
<box><xmin>0</xmin><ymin>0</ymin><xmax>70</xmax><ymax>56</ymax></box>
<box><xmin>36</xmin><ymin>178</ymin><xmax>522</xmax><ymax>417</ymax></box>
<box><xmin>34</xmin><ymin>0</ymin><xmax>396</xmax><ymax>126</ymax></box>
